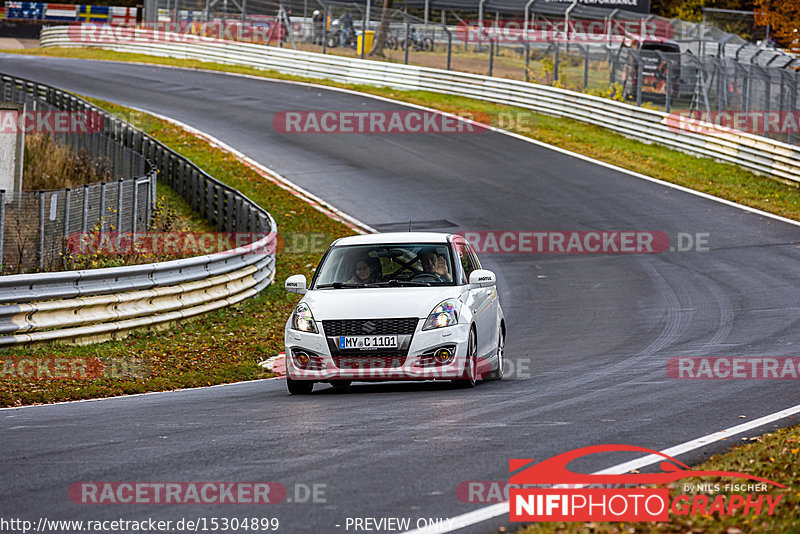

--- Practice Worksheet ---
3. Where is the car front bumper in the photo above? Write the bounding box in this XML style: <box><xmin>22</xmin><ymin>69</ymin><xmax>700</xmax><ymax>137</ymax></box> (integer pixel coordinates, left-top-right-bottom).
<box><xmin>284</xmin><ymin>322</ymin><xmax>471</xmax><ymax>381</ymax></box>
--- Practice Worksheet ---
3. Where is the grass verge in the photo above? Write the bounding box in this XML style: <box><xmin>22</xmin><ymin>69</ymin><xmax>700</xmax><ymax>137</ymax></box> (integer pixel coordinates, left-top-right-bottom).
<box><xmin>514</xmin><ymin>423</ymin><xmax>799</xmax><ymax>533</ymax></box>
<box><xmin>4</xmin><ymin>46</ymin><xmax>800</xmax><ymax>221</ymax></box>
<box><xmin>0</xmin><ymin>98</ymin><xmax>353</xmax><ymax>407</ymax></box>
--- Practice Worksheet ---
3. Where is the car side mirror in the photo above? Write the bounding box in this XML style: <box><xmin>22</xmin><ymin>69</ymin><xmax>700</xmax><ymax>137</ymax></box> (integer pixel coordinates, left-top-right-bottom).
<box><xmin>469</xmin><ymin>269</ymin><xmax>496</xmax><ymax>289</ymax></box>
<box><xmin>285</xmin><ymin>274</ymin><xmax>307</xmax><ymax>294</ymax></box>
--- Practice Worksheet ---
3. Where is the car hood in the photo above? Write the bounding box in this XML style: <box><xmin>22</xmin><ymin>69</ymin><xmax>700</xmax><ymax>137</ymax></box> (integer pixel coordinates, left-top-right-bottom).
<box><xmin>302</xmin><ymin>286</ymin><xmax>464</xmax><ymax>320</ymax></box>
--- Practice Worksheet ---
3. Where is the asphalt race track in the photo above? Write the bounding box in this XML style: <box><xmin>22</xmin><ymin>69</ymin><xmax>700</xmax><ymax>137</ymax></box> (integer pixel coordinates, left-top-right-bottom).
<box><xmin>1</xmin><ymin>55</ymin><xmax>799</xmax><ymax>533</ymax></box>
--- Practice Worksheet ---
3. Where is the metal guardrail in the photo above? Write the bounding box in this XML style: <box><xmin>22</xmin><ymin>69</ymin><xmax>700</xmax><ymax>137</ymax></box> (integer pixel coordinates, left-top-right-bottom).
<box><xmin>0</xmin><ymin>70</ymin><xmax>277</xmax><ymax>346</ymax></box>
<box><xmin>40</xmin><ymin>26</ymin><xmax>800</xmax><ymax>186</ymax></box>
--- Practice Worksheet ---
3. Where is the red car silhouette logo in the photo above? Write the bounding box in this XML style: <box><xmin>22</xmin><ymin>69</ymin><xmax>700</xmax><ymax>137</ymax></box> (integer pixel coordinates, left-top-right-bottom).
<box><xmin>510</xmin><ymin>444</ymin><xmax>785</xmax><ymax>487</ymax></box>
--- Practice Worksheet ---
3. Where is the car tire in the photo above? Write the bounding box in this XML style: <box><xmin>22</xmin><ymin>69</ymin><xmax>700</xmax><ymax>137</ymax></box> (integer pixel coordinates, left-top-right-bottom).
<box><xmin>487</xmin><ymin>326</ymin><xmax>504</xmax><ymax>380</ymax></box>
<box><xmin>453</xmin><ymin>328</ymin><xmax>477</xmax><ymax>388</ymax></box>
<box><xmin>287</xmin><ymin>378</ymin><xmax>314</xmax><ymax>395</ymax></box>
<box><xmin>330</xmin><ymin>380</ymin><xmax>352</xmax><ymax>391</ymax></box>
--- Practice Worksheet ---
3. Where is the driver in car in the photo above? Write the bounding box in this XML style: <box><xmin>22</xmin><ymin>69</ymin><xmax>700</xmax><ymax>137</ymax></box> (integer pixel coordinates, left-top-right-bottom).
<box><xmin>418</xmin><ymin>249</ymin><xmax>452</xmax><ymax>282</ymax></box>
<box><xmin>347</xmin><ymin>255</ymin><xmax>382</xmax><ymax>284</ymax></box>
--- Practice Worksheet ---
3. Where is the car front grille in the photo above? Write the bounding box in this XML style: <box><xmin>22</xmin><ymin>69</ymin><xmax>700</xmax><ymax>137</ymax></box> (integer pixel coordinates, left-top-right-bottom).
<box><xmin>322</xmin><ymin>318</ymin><xmax>419</xmax><ymax>337</ymax></box>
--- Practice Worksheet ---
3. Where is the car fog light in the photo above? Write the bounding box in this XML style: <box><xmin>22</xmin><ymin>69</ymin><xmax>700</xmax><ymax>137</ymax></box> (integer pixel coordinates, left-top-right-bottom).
<box><xmin>294</xmin><ymin>351</ymin><xmax>310</xmax><ymax>367</ymax></box>
<box><xmin>434</xmin><ymin>348</ymin><xmax>454</xmax><ymax>364</ymax></box>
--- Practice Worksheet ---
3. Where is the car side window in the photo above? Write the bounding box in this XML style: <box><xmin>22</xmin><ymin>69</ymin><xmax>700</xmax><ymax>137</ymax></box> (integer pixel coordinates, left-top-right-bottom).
<box><xmin>454</xmin><ymin>241</ymin><xmax>477</xmax><ymax>283</ymax></box>
<box><xmin>467</xmin><ymin>244</ymin><xmax>482</xmax><ymax>269</ymax></box>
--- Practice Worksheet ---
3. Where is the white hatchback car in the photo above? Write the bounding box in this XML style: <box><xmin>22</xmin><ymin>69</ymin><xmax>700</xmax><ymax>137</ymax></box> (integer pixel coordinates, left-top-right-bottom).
<box><xmin>283</xmin><ymin>232</ymin><xmax>505</xmax><ymax>394</ymax></box>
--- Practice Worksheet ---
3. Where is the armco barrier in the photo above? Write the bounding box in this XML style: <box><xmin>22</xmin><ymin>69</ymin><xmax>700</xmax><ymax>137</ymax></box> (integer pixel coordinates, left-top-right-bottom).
<box><xmin>39</xmin><ymin>25</ymin><xmax>800</xmax><ymax>186</ymax></box>
<box><xmin>0</xmin><ymin>71</ymin><xmax>277</xmax><ymax>346</ymax></box>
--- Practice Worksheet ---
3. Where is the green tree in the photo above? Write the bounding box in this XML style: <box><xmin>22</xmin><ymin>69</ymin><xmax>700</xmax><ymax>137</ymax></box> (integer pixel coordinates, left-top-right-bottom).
<box><xmin>754</xmin><ymin>0</ymin><xmax>800</xmax><ymax>50</ymax></box>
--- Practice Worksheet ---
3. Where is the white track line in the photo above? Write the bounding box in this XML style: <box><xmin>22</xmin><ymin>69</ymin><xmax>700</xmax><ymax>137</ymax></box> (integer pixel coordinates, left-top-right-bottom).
<box><xmin>403</xmin><ymin>402</ymin><xmax>800</xmax><ymax>533</ymax></box>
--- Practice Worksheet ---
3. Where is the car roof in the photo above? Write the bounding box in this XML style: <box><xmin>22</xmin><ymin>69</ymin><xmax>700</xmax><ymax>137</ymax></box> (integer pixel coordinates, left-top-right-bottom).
<box><xmin>332</xmin><ymin>232</ymin><xmax>454</xmax><ymax>246</ymax></box>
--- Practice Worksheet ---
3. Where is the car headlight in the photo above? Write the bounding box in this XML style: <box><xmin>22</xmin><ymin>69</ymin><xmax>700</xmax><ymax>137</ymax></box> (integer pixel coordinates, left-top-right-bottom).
<box><xmin>291</xmin><ymin>303</ymin><xmax>318</xmax><ymax>333</ymax></box>
<box><xmin>423</xmin><ymin>299</ymin><xmax>460</xmax><ymax>330</ymax></box>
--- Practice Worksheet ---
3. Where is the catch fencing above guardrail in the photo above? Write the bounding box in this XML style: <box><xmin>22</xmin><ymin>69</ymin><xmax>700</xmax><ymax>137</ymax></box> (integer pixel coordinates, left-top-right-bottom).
<box><xmin>0</xmin><ymin>174</ymin><xmax>156</xmax><ymax>274</ymax></box>
<box><xmin>145</xmin><ymin>1</ymin><xmax>799</xmax><ymax>149</ymax></box>
<box><xmin>1</xmin><ymin>74</ymin><xmax>156</xmax><ymax>274</ymax></box>
<box><xmin>40</xmin><ymin>25</ymin><xmax>800</xmax><ymax>186</ymax></box>
<box><xmin>0</xmin><ymin>70</ymin><xmax>277</xmax><ymax>347</ymax></box>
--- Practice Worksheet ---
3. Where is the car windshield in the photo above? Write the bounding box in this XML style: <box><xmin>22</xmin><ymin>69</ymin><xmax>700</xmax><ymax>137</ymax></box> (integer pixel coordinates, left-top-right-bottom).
<box><xmin>641</xmin><ymin>42</ymin><xmax>680</xmax><ymax>53</ymax></box>
<box><xmin>313</xmin><ymin>243</ymin><xmax>456</xmax><ymax>288</ymax></box>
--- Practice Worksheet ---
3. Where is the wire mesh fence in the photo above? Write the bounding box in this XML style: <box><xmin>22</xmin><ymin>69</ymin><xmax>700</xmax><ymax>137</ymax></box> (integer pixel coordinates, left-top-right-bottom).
<box><xmin>147</xmin><ymin>0</ymin><xmax>799</xmax><ymax>145</ymax></box>
<box><xmin>0</xmin><ymin>75</ymin><xmax>156</xmax><ymax>274</ymax></box>
<box><xmin>0</xmin><ymin>178</ymin><xmax>155</xmax><ymax>274</ymax></box>
<box><xmin>152</xmin><ymin>0</ymin><xmax>797</xmax><ymax>65</ymax></box>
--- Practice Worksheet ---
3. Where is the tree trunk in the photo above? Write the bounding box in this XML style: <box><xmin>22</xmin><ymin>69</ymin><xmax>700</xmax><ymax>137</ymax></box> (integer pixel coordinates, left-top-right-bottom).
<box><xmin>369</xmin><ymin>0</ymin><xmax>393</xmax><ymax>57</ymax></box>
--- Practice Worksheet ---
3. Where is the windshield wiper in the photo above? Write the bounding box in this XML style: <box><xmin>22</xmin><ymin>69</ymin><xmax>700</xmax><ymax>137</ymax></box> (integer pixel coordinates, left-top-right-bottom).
<box><xmin>316</xmin><ymin>282</ymin><xmax>367</xmax><ymax>289</ymax></box>
<box><xmin>369</xmin><ymin>280</ymin><xmax>431</xmax><ymax>287</ymax></box>
<box><xmin>317</xmin><ymin>280</ymin><xmax>433</xmax><ymax>289</ymax></box>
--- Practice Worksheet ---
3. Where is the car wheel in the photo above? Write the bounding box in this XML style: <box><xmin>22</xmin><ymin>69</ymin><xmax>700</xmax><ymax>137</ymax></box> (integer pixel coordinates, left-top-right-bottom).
<box><xmin>453</xmin><ymin>328</ymin><xmax>477</xmax><ymax>388</ymax></box>
<box><xmin>487</xmin><ymin>326</ymin><xmax>504</xmax><ymax>380</ymax></box>
<box><xmin>287</xmin><ymin>378</ymin><xmax>314</xmax><ymax>395</ymax></box>
<box><xmin>330</xmin><ymin>380</ymin><xmax>352</xmax><ymax>391</ymax></box>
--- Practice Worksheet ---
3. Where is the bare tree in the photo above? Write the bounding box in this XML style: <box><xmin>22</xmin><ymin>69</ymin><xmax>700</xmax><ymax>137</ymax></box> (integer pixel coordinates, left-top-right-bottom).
<box><xmin>369</xmin><ymin>0</ymin><xmax>393</xmax><ymax>57</ymax></box>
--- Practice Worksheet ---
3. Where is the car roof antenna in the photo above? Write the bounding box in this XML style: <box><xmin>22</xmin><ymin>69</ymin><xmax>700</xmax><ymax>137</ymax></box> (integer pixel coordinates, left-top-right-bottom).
<box><xmin>408</xmin><ymin>220</ymin><xmax>413</xmax><ymax>232</ymax></box>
